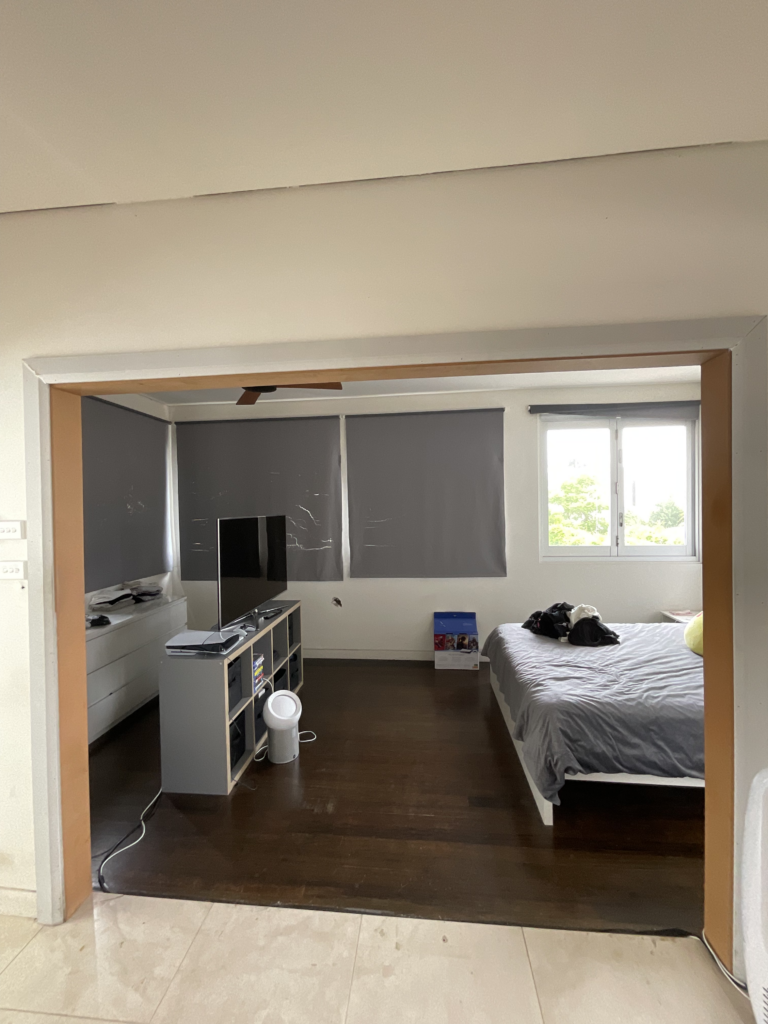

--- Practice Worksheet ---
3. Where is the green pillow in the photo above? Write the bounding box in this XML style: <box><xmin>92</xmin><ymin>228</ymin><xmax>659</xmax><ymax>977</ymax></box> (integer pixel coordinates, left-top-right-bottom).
<box><xmin>684</xmin><ymin>612</ymin><xmax>703</xmax><ymax>656</ymax></box>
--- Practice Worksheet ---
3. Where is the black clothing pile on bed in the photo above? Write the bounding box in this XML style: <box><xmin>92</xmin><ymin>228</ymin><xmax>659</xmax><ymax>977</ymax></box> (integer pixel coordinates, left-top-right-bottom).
<box><xmin>522</xmin><ymin>601</ymin><xmax>620</xmax><ymax>646</ymax></box>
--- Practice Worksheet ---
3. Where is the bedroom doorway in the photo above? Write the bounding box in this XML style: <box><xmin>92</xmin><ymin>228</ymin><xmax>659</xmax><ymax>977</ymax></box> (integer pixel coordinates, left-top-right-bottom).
<box><xmin>82</xmin><ymin>365</ymin><xmax>705</xmax><ymax>934</ymax></box>
<box><xmin>28</xmin><ymin>317</ymin><xmax>761</xmax><ymax>974</ymax></box>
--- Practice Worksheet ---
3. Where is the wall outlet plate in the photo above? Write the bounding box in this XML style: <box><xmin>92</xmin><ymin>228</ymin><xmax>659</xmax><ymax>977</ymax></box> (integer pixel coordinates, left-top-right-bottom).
<box><xmin>0</xmin><ymin>521</ymin><xmax>25</xmax><ymax>540</ymax></box>
<box><xmin>0</xmin><ymin>561</ymin><xmax>27</xmax><ymax>580</ymax></box>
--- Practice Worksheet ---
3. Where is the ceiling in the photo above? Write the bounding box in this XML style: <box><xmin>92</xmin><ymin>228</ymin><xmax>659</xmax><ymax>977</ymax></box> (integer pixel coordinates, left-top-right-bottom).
<box><xmin>2</xmin><ymin>1</ymin><xmax>767</xmax><ymax>213</ymax></box>
<box><xmin>143</xmin><ymin>366</ymin><xmax>700</xmax><ymax>406</ymax></box>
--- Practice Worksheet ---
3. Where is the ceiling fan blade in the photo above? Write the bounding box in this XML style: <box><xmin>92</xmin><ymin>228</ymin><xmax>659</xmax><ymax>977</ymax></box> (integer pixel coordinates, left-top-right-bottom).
<box><xmin>276</xmin><ymin>382</ymin><xmax>343</xmax><ymax>391</ymax></box>
<box><xmin>236</xmin><ymin>390</ymin><xmax>260</xmax><ymax>405</ymax></box>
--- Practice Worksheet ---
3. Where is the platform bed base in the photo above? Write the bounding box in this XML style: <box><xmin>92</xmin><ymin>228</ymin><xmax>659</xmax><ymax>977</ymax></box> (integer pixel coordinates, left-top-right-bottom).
<box><xmin>488</xmin><ymin>669</ymin><xmax>704</xmax><ymax>827</ymax></box>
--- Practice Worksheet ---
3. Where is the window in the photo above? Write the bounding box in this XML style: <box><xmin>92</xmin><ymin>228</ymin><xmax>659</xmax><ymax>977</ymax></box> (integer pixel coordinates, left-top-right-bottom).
<box><xmin>539</xmin><ymin>413</ymin><xmax>698</xmax><ymax>559</ymax></box>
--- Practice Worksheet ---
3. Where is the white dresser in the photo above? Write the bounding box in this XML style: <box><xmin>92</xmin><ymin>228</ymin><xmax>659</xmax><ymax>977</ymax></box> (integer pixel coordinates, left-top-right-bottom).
<box><xmin>86</xmin><ymin>596</ymin><xmax>187</xmax><ymax>742</ymax></box>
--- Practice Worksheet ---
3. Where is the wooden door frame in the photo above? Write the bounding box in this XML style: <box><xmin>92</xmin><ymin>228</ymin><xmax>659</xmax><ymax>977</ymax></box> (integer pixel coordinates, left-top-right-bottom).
<box><xmin>23</xmin><ymin>316</ymin><xmax>768</xmax><ymax>977</ymax></box>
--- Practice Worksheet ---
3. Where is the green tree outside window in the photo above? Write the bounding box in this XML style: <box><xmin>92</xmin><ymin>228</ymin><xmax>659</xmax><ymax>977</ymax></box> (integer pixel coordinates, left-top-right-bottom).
<box><xmin>548</xmin><ymin>475</ymin><xmax>609</xmax><ymax>546</ymax></box>
<box><xmin>549</xmin><ymin>476</ymin><xmax>685</xmax><ymax>546</ymax></box>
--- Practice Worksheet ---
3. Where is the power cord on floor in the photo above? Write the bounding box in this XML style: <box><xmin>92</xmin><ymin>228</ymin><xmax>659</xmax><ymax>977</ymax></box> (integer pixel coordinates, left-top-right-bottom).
<box><xmin>97</xmin><ymin>788</ymin><xmax>163</xmax><ymax>893</ymax></box>
<box><xmin>701</xmin><ymin>931</ymin><xmax>749</xmax><ymax>996</ymax></box>
<box><xmin>97</xmin><ymin>710</ymin><xmax>317</xmax><ymax>869</ymax></box>
<box><xmin>249</xmin><ymin>729</ymin><xmax>317</xmax><ymax>768</ymax></box>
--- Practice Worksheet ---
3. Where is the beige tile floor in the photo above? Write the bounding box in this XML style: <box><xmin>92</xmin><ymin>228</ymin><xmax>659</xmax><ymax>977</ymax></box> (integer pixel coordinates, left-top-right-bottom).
<box><xmin>0</xmin><ymin>894</ymin><xmax>755</xmax><ymax>1024</ymax></box>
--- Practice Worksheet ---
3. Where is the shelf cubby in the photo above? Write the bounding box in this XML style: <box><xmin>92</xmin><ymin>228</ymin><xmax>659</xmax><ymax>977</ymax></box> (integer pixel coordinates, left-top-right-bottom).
<box><xmin>251</xmin><ymin>634</ymin><xmax>273</xmax><ymax>684</ymax></box>
<box><xmin>272</xmin><ymin>618</ymin><xmax>289</xmax><ymax>670</ymax></box>
<box><xmin>273</xmin><ymin>664</ymin><xmax>288</xmax><ymax>691</ymax></box>
<box><xmin>289</xmin><ymin>650</ymin><xmax>302</xmax><ymax>692</ymax></box>
<box><xmin>253</xmin><ymin>686</ymin><xmax>269</xmax><ymax>748</ymax></box>
<box><xmin>227</xmin><ymin>648</ymin><xmax>252</xmax><ymax>718</ymax></box>
<box><xmin>288</xmin><ymin>609</ymin><xmax>301</xmax><ymax>648</ymax></box>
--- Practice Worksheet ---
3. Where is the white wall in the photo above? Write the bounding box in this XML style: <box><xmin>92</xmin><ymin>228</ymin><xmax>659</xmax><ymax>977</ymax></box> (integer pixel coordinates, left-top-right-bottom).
<box><xmin>178</xmin><ymin>382</ymin><xmax>702</xmax><ymax>653</ymax></box>
<box><xmin>3</xmin><ymin>143</ymin><xmax>767</xmax><ymax>355</ymax></box>
<box><xmin>0</xmin><ymin>140</ymin><xmax>766</xmax><ymax>915</ymax></box>
<box><xmin>4</xmin><ymin>1</ymin><xmax>768</xmax><ymax>212</ymax></box>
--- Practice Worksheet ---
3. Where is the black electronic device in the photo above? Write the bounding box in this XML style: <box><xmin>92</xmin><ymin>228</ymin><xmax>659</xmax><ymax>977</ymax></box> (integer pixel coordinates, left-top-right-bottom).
<box><xmin>273</xmin><ymin>665</ymin><xmax>288</xmax><ymax>690</ymax></box>
<box><xmin>217</xmin><ymin>515</ymin><xmax>288</xmax><ymax>629</ymax></box>
<box><xmin>86</xmin><ymin>613</ymin><xmax>111</xmax><ymax>628</ymax></box>
<box><xmin>253</xmin><ymin>687</ymin><xmax>268</xmax><ymax>746</ymax></box>
<box><xmin>227</xmin><ymin>657</ymin><xmax>243</xmax><ymax>713</ymax></box>
<box><xmin>229</xmin><ymin>710</ymin><xmax>247</xmax><ymax>771</ymax></box>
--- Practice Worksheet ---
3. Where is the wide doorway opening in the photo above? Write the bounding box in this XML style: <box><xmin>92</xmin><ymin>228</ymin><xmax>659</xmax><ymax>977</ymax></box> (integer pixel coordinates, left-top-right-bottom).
<box><xmin>80</xmin><ymin>361</ymin><xmax>710</xmax><ymax>936</ymax></box>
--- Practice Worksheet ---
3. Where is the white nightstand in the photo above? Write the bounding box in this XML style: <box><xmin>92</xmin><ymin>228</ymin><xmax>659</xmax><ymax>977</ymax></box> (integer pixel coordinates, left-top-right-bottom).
<box><xmin>661</xmin><ymin>609</ymin><xmax>701</xmax><ymax>624</ymax></box>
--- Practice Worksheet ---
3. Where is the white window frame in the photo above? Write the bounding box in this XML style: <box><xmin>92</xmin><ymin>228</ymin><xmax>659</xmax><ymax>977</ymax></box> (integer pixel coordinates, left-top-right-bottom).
<box><xmin>539</xmin><ymin>414</ymin><xmax>699</xmax><ymax>561</ymax></box>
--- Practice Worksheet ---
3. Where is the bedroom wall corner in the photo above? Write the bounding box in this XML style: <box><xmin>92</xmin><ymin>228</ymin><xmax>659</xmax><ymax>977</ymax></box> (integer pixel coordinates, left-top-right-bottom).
<box><xmin>730</xmin><ymin>317</ymin><xmax>768</xmax><ymax>981</ymax></box>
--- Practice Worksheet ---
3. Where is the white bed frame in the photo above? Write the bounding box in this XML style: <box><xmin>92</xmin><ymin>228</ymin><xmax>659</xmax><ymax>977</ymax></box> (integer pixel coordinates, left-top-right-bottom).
<box><xmin>489</xmin><ymin>668</ymin><xmax>705</xmax><ymax>826</ymax></box>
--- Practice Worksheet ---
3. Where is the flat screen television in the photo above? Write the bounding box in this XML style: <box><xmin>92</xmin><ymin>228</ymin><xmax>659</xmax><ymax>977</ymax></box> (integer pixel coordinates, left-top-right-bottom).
<box><xmin>217</xmin><ymin>515</ymin><xmax>287</xmax><ymax>628</ymax></box>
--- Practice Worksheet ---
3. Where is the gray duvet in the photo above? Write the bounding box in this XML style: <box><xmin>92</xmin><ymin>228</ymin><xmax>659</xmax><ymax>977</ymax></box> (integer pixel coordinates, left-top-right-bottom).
<box><xmin>481</xmin><ymin>622</ymin><xmax>704</xmax><ymax>803</ymax></box>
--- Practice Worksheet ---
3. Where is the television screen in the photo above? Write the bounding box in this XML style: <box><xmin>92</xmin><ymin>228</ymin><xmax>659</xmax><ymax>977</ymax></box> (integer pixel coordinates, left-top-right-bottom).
<box><xmin>217</xmin><ymin>516</ymin><xmax>287</xmax><ymax>627</ymax></box>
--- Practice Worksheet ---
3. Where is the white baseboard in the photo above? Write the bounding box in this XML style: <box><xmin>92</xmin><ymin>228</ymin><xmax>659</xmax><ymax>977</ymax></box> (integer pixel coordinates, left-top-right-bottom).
<box><xmin>302</xmin><ymin>649</ymin><xmax>490</xmax><ymax>662</ymax></box>
<box><xmin>0</xmin><ymin>886</ymin><xmax>37</xmax><ymax>918</ymax></box>
<box><xmin>303</xmin><ymin>648</ymin><xmax>434</xmax><ymax>661</ymax></box>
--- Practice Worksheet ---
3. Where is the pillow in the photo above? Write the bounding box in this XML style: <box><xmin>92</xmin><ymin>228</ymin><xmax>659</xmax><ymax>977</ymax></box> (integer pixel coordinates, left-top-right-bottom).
<box><xmin>684</xmin><ymin>612</ymin><xmax>703</xmax><ymax>656</ymax></box>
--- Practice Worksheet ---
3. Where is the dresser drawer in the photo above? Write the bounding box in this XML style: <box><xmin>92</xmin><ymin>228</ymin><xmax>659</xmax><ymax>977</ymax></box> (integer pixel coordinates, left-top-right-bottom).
<box><xmin>88</xmin><ymin>672</ymin><xmax>161</xmax><ymax>742</ymax></box>
<box><xmin>86</xmin><ymin>598</ymin><xmax>187</xmax><ymax>673</ymax></box>
<box><xmin>87</xmin><ymin>629</ymin><xmax>178</xmax><ymax>707</ymax></box>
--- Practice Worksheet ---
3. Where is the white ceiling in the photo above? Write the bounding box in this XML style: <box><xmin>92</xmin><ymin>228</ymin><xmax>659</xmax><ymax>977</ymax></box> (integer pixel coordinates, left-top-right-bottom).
<box><xmin>2</xmin><ymin>1</ymin><xmax>767</xmax><ymax>213</ymax></box>
<box><xmin>144</xmin><ymin>366</ymin><xmax>700</xmax><ymax>406</ymax></box>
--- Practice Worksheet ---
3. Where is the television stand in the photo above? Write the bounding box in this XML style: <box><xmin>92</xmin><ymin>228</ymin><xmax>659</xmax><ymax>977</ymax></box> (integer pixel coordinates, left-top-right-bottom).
<box><xmin>160</xmin><ymin>599</ymin><xmax>302</xmax><ymax>795</ymax></box>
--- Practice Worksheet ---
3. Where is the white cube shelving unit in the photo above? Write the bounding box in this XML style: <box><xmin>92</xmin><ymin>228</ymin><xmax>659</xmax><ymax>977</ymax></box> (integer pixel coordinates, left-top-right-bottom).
<box><xmin>159</xmin><ymin>600</ymin><xmax>302</xmax><ymax>795</ymax></box>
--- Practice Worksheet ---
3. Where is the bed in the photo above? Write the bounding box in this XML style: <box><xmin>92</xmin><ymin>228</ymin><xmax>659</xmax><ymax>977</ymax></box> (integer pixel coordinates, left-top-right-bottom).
<box><xmin>482</xmin><ymin>622</ymin><xmax>705</xmax><ymax>825</ymax></box>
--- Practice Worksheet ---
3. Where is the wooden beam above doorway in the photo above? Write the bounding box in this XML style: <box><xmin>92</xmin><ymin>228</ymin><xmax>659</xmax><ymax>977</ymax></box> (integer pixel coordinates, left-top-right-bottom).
<box><xmin>53</xmin><ymin>350</ymin><xmax>714</xmax><ymax>397</ymax></box>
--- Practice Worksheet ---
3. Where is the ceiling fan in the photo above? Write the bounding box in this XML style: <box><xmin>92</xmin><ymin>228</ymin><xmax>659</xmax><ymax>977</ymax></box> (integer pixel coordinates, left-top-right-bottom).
<box><xmin>236</xmin><ymin>382</ymin><xmax>343</xmax><ymax>405</ymax></box>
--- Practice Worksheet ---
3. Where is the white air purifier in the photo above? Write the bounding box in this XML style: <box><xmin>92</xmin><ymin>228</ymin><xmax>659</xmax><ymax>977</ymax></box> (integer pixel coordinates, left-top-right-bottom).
<box><xmin>743</xmin><ymin>766</ymin><xmax>768</xmax><ymax>1024</ymax></box>
<box><xmin>263</xmin><ymin>690</ymin><xmax>302</xmax><ymax>764</ymax></box>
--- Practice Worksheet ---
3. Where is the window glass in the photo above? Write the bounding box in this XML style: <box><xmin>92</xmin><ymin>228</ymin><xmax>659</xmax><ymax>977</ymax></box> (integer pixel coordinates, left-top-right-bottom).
<box><xmin>546</xmin><ymin>427</ymin><xmax>611</xmax><ymax>547</ymax></box>
<box><xmin>621</xmin><ymin>424</ymin><xmax>688</xmax><ymax>547</ymax></box>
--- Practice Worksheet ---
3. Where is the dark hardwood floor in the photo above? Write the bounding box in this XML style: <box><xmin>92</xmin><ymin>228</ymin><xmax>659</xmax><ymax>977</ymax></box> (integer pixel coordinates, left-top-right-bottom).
<box><xmin>89</xmin><ymin>660</ymin><xmax>704</xmax><ymax>934</ymax></box>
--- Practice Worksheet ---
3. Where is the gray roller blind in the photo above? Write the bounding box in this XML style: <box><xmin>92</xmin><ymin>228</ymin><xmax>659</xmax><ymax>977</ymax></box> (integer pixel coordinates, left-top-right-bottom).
<box><xmin>347</xmin><ymin>409</ymin><xmax>506</xmax><ymax>578</ymax></box>
<box><xmin>176</xmin><ymin>417</ymin><xmax>342</xmax><ymax>582</ymax></box>
<box><xmin>82</xmin><ymin>398</ymin><xmax>170</xmax><ymax>592</ymax></box>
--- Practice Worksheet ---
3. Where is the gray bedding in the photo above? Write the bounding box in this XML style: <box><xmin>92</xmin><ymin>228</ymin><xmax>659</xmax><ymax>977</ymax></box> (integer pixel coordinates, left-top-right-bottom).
<box><xmin>482</xmin><ymin>622</ymin><xmax>704</xmax><ymax>803</ymax></box>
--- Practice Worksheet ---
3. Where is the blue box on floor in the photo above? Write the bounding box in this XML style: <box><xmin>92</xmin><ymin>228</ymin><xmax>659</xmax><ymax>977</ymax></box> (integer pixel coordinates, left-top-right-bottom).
<box><xmin>434</xmin><ymin>612</ymin><xmax>479</xmax><ymax>670</ymax></box>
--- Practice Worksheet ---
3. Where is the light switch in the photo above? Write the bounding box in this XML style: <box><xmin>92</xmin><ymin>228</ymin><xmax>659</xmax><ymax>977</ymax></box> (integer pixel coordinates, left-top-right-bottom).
<box><xmin>0</xmin><ymin>521</ymin><xmax>24</xmax><ymax>540</ymax></box>
<box><xmin>0</xmin><ymin>561</ymin><xmax>26</xmax><ymax>580</ymax></box>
